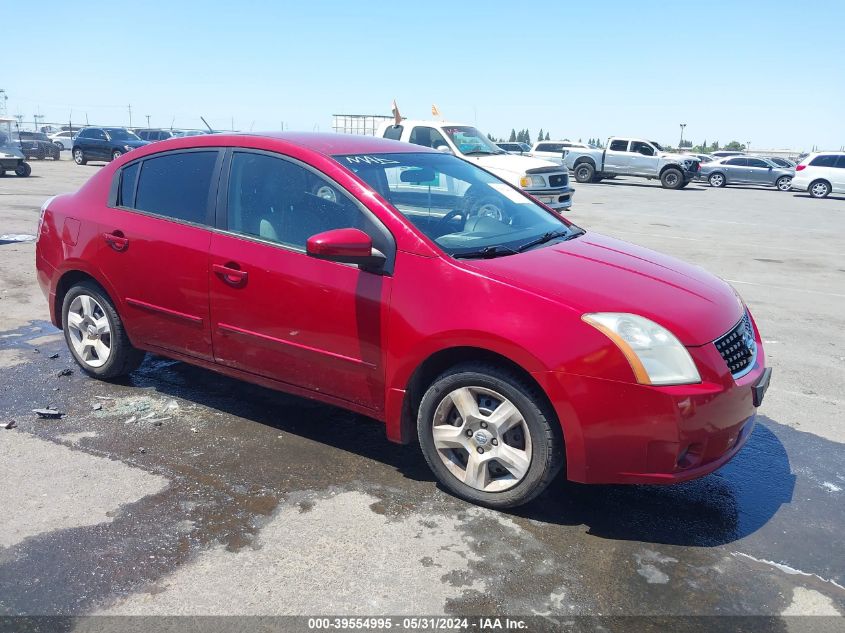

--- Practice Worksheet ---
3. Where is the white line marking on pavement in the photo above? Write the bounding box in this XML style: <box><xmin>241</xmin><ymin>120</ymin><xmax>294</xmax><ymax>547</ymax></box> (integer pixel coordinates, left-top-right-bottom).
<box><xmin>725</xmin><ymin>279</ymin><xmax>845</xmax><ymax>299</ymax></box>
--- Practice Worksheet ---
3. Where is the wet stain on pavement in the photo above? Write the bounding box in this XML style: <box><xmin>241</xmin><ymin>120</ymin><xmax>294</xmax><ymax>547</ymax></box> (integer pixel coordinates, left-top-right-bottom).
<box><xmin>0</xmin><ymin>320</ymin><xmax>843</xmax><ymax>617</ymax></box>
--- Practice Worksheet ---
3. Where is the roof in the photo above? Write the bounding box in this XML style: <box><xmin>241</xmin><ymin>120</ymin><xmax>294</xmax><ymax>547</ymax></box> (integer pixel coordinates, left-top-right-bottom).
<box><xmin>234</xmin><ymin>132</ymin><xmax>432</xmax><ymax>155</ymax></box>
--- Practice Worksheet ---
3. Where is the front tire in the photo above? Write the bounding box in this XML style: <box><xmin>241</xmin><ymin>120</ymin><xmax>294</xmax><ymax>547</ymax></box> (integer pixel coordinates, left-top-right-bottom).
<box><xmin>62</xmin><ymin>281</ymin><xmax>145</xmax><ymax>379</ymax></box>
<box><xmin>574</xmin><ymin>162</ymin><xmax>595</xmax><ymax>183</ymax></box>
<box><xmin>73</xmin><ymin>148</ymin><xmax>87</xmax><ymax>165</ymax></box>
<box><xmin>417</xmin><ymin>363</ymin><xmax>563</xmax><ymax>508</ymax></box>
<box><xmin>111</xmin><ymin>149</ymin><xmax>123</xmax><ymax>161</ymax></box>
<box><xmin>776</xmin><ymin>175</ymin><xmax>792</xmax><ymax>191</ymax></box>
<box><xmin>809</xmin><ymin>180</ymin><xmax>831</xmax><ymax>199</ymax></box>
<box><xmin>709</xmin><ymin>172</ymin><xmax>726</xmax><ymax>188</ymax></box>
<box><xmin>660</xmin><ymin>167</ymin><xmax>684</xmax><ymax>189</ymax></box>
<box><xmin>14</xmin><ymin>162</ymin><xmax>31</xmax><ymax>177</ymax></box>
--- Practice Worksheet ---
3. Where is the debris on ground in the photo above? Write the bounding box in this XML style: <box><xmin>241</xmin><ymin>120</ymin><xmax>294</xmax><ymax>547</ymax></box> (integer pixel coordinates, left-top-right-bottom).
<box><xmin>139</xmin><ymin>447</ymin><xmax>146</xmax><ymax>454</ymax></box>
<box><xmin>32</xmin><ymin>408</ymin><xmax>63</xmax><ymax>419</ymax></box>
<box><xmin>92</xmin><ymin>403</ymin><xmax>102</xmax><ymax>411</ymax></box>
<box><xmin>48</xmin><ymin>353</ymin><xmax>59</xmax><ymax>359</ymax></box>
<box><xmin>57</xmin><ymin>368</ymin><xmax>73</xmax><ymax>377</ymax></box>
<box><xmin>94</xmin><ymin>396</ymin><xmax>113</xmax><ymax>400</ymax></box>
<box><xmin>3</xmin><ymin>420</ymin><xmax>17</xmax><ymax>430</ymax></box>
<box><xmin>125</xmin><ymin>416</ymin><xmax>137</xmax><ymax>424</ymax></box>
<box><xmin>190</xmin><ymin>427</ymin><xmax>198</xmax><ymax>433</ymax></box>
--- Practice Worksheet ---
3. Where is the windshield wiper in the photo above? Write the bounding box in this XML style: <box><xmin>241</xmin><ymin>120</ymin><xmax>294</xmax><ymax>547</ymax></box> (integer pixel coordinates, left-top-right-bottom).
<box><xmin>453</xmin><ymin>244</ymin><xmax>519</xmax><ymax>259</ymax></box>
<box><xmin>516</xmin><ymin>230</ymin><xmax>574</xmax><ymax>252</ymax></box>
<box><xmin>462</xmin><ymin>150</ymin><xmax>498</xmax><ymax>156</ymax></box>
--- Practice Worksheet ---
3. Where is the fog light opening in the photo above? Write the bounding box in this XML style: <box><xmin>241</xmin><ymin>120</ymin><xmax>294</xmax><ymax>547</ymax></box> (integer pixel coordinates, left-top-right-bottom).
<box><xmin>676</xmin><ymin>443</ymin><xmax>703</xmax><ymax>469</ymax></box>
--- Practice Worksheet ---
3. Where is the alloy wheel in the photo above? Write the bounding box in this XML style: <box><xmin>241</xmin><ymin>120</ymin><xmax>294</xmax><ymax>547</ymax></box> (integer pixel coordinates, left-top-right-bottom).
<box><xmin>777</xmin><ymin>176</ymin><xmax>792</xmax><ymax>191</ymax></box>
<box><xmin>810</xmin><ymin>181</ymin><xmax>830</xmax><ymax>198</ymax></box>
<box><xmin>66</xmin><ymin>294</ymin><xmax>112</xmax><ymax>368</ymax></box>
<box><xmin>431</xmin><ymin>386</ymin><xmax>532</xmax><ymax>492</ymax></box>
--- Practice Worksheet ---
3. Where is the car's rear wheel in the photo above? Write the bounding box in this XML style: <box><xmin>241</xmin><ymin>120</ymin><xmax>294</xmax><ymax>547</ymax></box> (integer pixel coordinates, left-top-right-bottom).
<box><xmin>660</xmin><ymin>167</ymin><xmax>684</xmax><ymax>189</ymax></box>
<box><xmin>776</xmin><ymin>175</ymin><xmax>792</xmax><ymax>191</ymax></box>
<box><xmin>574</xmin><ymin>162</ymin><xmax>595</xmax><ymax>183</ymax></box>
<box><xmin>14</xmin><ymin>163</ymin><xmax>31</xmax><ymax>177</ymax></box>
<box><xmin>111</xmin><ymin>149</ymin><xmax>122</xmax><ymax>161</ymax></box>
<box><xmin>62</xmin><ymin>281</ymin><xmax>145</xmax><ymax>379</ymax></box>
<box><xmin>73</xmin><ymin>148</ymin><xmax>87</xmax><ymax>165</ymax></box>
<box><xmin>417</xmin><ymin>363</ymin><xmax>563</xmax><ymax>508</ymax></box>
<box><xmin>709</xmin><ymin>172</ymin><xmax>726</xmax><ymax>188</ymax></box>
<box><xmin>809</xmin><ymin>180</ymin><xmax>831</xmax><ymax>199</ymax></box>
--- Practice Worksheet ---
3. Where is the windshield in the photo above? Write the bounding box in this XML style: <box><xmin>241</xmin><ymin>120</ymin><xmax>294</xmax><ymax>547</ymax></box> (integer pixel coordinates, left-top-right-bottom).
<box><xmin>441</xmin><ymin>126</ymin><xmax>505</xmax><ymax>156</ymax></box>
<box><xmin>105</xmin><ymin>128</ymin><xmax>142</xmax><ymax>141</ymax></box>
<box><xmin>334</xmin><ymin>152</ymin><xmax>582</xmax><ymax>257</ymax></box>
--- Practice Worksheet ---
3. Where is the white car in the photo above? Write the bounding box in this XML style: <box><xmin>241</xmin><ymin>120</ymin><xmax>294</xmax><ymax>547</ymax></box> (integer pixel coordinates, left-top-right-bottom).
<box><xmin>48</xmin><ymin>131</ymin><xmax>77</xmax><ymax>151</ymax></box>
<box><xmin>531</xmin><ymin>140</ymin><xmax>594</xmax><ymax>165</ymax></box>
<box><xmin>790</xmin><ymin>152</ymin><xmax>845</xmax><ymax>198</ymax></box>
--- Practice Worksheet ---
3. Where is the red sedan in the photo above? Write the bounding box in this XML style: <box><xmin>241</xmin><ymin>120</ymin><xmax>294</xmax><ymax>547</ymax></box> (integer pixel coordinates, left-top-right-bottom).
<box><xmin>35</xmin><ymin>132</ymin><xmax>771</xmax><ymax>508</ymax></box>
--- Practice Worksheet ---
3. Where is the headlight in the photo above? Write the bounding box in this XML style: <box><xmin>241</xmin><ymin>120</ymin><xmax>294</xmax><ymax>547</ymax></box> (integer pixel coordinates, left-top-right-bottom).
<box><xmin>582</xmin><ymin>313</ymin><xmax>701</xmax><ymax>385</ymax></box>
<box><xmin>519</xmin><ymin>174</ymin><xmax>545</xmax><ymax>188</ymax></box>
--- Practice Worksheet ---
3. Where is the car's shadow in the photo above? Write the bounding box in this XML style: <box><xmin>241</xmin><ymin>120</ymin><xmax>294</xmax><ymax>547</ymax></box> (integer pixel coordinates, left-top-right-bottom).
<box><xmin>126</xmin><ymin>355</ymin><xmax>795</xmax><ymax>548</ymax></box>
<box><xmin>582</xmin><ymin>179</ymin><xmax>707</xmax><ymax>191</ymax></box>
<box><xmin>792</xmin><ymin>193</ymin><xmax>845</xmax><ymax>201</ymax></box>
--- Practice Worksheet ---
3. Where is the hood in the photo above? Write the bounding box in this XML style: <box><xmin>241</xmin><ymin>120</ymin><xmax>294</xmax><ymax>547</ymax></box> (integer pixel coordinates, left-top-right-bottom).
<box><xmin>462</xmin><ymin>232</ymin><xmax>742</xmax><ymax>346</ymax></box>
<box><xmin>0</xmin><ymin>146</ymin><xmax>25</xmax><ymax>159</ymax></box>
<box><xmin>464</xmin><ymin>153</ymin><xmax>564</xmax><ymax>176</ymax></box>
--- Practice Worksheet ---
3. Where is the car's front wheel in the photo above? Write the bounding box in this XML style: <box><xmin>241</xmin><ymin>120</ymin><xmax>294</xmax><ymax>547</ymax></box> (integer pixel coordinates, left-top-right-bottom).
<box><xmin>73</xmin><ymin>148</ymin><xmax>87</xmax><ymax>165</ymax></box>
<box><xmin>62</xmin><ymin>281</ymin><xmax>145</xmax><ymax>379</ymax></box>
<box><xmin>14</xmin><ymin>162</ymin><xmax>31</xmax><ymax>177</ymax></box>
<box><xmin>776</xmin><ymin>175</ymin><xmax>792</xmax><ymax>191</ymax></box>
<box><xmin>111</xmin><ymin>149</ymin><xmax>123</xmax><ymax>161</ymax></box>
<box><xmin>809</xmin><ymin>179</ymin><xmax>831</xmax><ymax>199</ymax></box>
<box><xmin>660</xmin><ymin>167</ymin><xmax>684</xmax><ymax>189</ymax></box>
<box><xmin>417</xmin><ymin>363</ymin><xmax>563</xmax><ymax>508</ymax></box>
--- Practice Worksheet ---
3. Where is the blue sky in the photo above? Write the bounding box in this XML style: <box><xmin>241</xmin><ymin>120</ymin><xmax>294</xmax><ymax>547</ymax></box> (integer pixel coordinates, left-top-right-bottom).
<box><xmin>5</xmin><ymin>0</ymin><xmax>843</xmax><ymax>149</ymax></box>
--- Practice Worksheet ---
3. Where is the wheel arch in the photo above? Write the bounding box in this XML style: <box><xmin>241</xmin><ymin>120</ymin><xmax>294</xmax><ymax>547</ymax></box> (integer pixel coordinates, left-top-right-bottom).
<box><xmin>658</xmin><ymin>163</ymin><xmax>684</xmax><ymax>176</ymax></box>
<box><xmin>53</xmin><ymin>267</ymin><xmax>122</xmax><ymax>330</ymax></box>
<box><xmin>390</xmin><ymin>345</ymin><xmax>562</xmax><ymax>449</ymax></box>
<box><xmin>574</xmin><ymin>156</ymin><xmax>596</xmax><ymax>167</ymax></box>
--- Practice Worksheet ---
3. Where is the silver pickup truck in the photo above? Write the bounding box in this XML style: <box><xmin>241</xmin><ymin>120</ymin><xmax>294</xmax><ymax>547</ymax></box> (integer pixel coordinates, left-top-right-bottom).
<box><xmin>564</xmin><ymin>137</ymin><xmax>700</xmax><ymax>189</ymax></box>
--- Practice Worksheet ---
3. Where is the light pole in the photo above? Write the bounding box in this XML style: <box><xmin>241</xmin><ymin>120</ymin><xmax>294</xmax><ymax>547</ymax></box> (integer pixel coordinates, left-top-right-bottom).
<box><xmin>679</xmin><ymin>123</ymin><xmax>687</xmax><ymax>149</ymax></box>
<box><xmin>746</xmin><ymin>141</ymin><xmax>751</xmax><ymax>153</ymax></box>
<box><xmin>146</xmin><ymin>115</ymin><xmax>151</xmax><ymax>129</ymax></box>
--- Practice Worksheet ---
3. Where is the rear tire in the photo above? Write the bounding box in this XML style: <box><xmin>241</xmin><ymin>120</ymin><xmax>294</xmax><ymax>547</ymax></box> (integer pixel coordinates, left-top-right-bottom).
<box><xmin>776</xmin><ymin>175</ymin><xmax>792</xmax><ymax>191</ymax></box>
<box><xmin>809</xmin><ymin>180</ymin><xmax>831</xmax><ymax>199</ymax></box>
<box><xmin>574</xmin><ymin>162</ymin><xmax>595</xmax><ymax>183</ymax></box>
<box><xmin>417</xmin><ymin>362</ymin><xmax>564</xmax><ymax>509</ymax></box>
<box><xmin>709</xmin><ymin>172</ymin><xmax>726</xmax><ymax>188</ymax></box>
<box><xmin>61</xmin><ymin>281</ymin><xmax>145</xmax><ymax>379</ymax></box>
<box><xmin>660</xmin><ymin>167</ymin><xmax>684</xmax><ymax>189</ymax></box>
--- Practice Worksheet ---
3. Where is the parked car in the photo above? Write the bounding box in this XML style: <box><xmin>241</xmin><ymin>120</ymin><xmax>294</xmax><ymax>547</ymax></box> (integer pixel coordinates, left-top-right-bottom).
<box><xmin>710</xmin><ymin>150</ymin><xmax>745</xmax><ymax>158</ymax></box>
<box><xmin>699</xmin><ymin>156</ymin><xmax>794</xmax><ymax>191</ymax></box>
<box><xmin>531</xmin><ymin>141</ymin><xmax>596</xmax><ymax>165</ymax></box>
<box><xmin>36</xmin><ymin>132</ymin><xmax>771</xmax><ymax>508</ymax></box>
<box><xmin>0</xmin><ymin>117</ymin><xmax>31</xmax><ymax>176</ymax></box>
<box><xmin>764</xmin><ymin>156</ymin><xmax>796</xmax><ymax>168</ymax></box>
<box><xmin>684</xmin><ymin>153</ymin><xmax>715</xmax><ymax>163</ymax></box>
<box><xmin>171</xmin><ymin>130</ymin><xmax>208</xmax><ymax>138</ymax></box>
<box><xmin>136</xmin><ymin>129</ymin><xmax>177</xmax><ymax>142</ymax></box>
<box><xmin>790</xmin><ymin>152</ymin><xmax>845</xmax><ymax>198</ymax></box>
<box><xmin>376</xmin><ymin>120</ymin><xmax>574</xmax><ymax>212</ymax></box>
<box><xmin>14</xmin><ymin>131</ymin><xmax>61</xmax><ymax>160</ymax></box>
<box><xmin>495</xmin><ymin>142</ymin><xmax>532</xmax><ymax>155</ymax></box>
<box><xmin>564</xmin><ymin>137</ymin><xmax>700</xmax><ymax>189</ymax></box>
<box><xmin>49</xmin><ymin>130</ymin><xmax>77</xmax><ymax>151</ymax></box>
<box><xmin>72</xmin><ymin>127</ymin><xmax>149</xmax><ymax>164</ymax></box>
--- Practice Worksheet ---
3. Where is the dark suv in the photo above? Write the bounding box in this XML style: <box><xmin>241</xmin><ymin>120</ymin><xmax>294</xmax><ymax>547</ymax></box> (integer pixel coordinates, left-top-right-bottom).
<box><xmin>15</xmin><ymin>132</ymin><xmax>61</xmax><ymax>160</ymax></box>
<box><xmin>72</xmin><ymin>127</ymin><xmax>149</xmax><ymax>164</ymax></box>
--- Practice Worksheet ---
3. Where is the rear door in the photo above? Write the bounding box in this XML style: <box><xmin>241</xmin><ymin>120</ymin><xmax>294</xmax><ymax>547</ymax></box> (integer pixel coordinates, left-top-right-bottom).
<box><xmin>99</xmin><ymin>149</ymin><xmax>222</xmax><ymax>360</ymax></box>
<box><xmin>834</xmin><ymin>155</ymin><xmax>845</xmax><ymax>192</ymax></box>
<box><xmin>604</xmin><ymin>139</ymin><xmax>630</xmax><ymax>172</ymax></box>
<box><xmin>723</xmin><ymin>157</ymin><xmax>748</xmax><ymax>183</ymax></box>
<box><xmin>208</xmin><ymin>149</ymin><xmax>394</xmax><ymax>410</ymax></box>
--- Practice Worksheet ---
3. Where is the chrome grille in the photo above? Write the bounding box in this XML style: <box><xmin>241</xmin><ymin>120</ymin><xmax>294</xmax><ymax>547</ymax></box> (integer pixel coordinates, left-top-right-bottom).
<box><xmin>714</xmin><ymin>312</ymin><xmax>756</xmax><ymax>377</ymax></box>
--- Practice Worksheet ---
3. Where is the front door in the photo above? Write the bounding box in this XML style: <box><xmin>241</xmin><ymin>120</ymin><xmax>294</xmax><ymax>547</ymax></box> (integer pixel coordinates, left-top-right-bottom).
<box><xmin>745</xmin><ymin>157</ymin><xmax>774</xmax><ymax>184</ymax></box>
<box><xmin>208</xmin><ymin>150</ymin><xmax>393</xmax><ymax>410</ymax></box>
<box><xmin>627</xmin><ymin>141</ymin><xmax>658</xmax><ymax>176</ymax></box>
<box><xmin>99</xmin><ymin>149</ymin><xmax>221</xmax><ymax>360</ymax></box>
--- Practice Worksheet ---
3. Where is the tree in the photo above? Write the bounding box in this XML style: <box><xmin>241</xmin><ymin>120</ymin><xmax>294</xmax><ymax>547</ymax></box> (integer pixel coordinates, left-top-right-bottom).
<box><xmin>525</xmin><ymin>130</ymin><xmax>531</xmax><ymax>146</ymax></box>
<box><xmin>545</xmin><ymin>131</ymin><xmax>550</xmax><ymax>140</ymax></box>
<box><xmin>537</xmin><ymin>128</ymin><xmax>544</xmax><ymax>143</ymax></box>
<box><xmin>508</xmin><ymin>129</ymin><xmax>517</xmax><ymax>142</ymax></box>
<box><xmin>486</xmin><ymin>132</ymin><xmax>497</xmax><ymax>142</ymax></box>
<box><xmin>724</xmin><ymin>140</ymin><xmax>745</xmax><ymax>151</ymax></box>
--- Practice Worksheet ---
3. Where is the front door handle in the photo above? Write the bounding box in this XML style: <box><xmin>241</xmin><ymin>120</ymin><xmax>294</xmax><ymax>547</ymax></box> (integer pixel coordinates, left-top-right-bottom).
<box><xmin>213</xmin><ymin>262</ymin><xmax>248</xmax><ymax>287</ymax></box>
<box><xmin>102</xmin><ymin>231</ymin><xmax>128</xmax><ymax>252</ymax></box>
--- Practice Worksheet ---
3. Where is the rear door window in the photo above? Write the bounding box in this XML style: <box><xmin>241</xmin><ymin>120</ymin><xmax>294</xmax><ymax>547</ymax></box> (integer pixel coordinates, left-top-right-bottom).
<box><xmin>609</xmin><ymin>140</ymin><xmax>629</xmax><ymax>152</ymax></box>
<box><xmin>811</xmin><ymin>154</ymin><xmax>838</xmax><ymax>168</ymax></box>
<box><xmin>134</xmin><ymin>151</ymin><xmax>219</xmax><ymax>224</ymax></box>
<box><xmin>726</xmin><ymin>158</ymin><xmax>747</xmax><ymax>166</ymax></box>
<box><xmin>746</xmin><ymin>158</ymin><xmax>769</xmax><ymax>168</ymax></box>
<box><xmin>118</xmin><ymin>162</ymin><xmax>140</xmax><ymax>207</ymax></box>
<box><xmin>835</xmin><ymin>155</ymin><xmax>845</xmax><ymax>169</ymax></box>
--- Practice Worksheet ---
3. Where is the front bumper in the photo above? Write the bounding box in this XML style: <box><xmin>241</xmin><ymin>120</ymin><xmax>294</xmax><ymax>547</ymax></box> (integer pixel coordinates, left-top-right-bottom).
<box><xmin>536</xmin><ymin>337</ymin><xmax>769</xmax><ymax>485</ymax></box>
<box><xmin>525</xmin><ymin>187</ymin><xmax>575</xmax><ymax>210</ymax></box>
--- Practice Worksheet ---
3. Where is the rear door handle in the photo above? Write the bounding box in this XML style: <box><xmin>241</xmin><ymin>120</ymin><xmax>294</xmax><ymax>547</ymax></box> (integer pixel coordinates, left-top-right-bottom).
<box><xmin>213</xmin><ymin>262</ymin><xmax>248</xmax><ymax>287</ymax></box>
<box><xmin>102</xmin><ymin>231</ymin><xmax>128</xmax><ymax>252</ymax></box>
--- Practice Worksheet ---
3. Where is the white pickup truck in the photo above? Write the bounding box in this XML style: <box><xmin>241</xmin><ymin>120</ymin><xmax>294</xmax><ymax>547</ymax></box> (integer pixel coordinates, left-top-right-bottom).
<box><xmin>563</xmin><ymin>137</ymin><xmax>701</xmax><ymax>189</ymax></box>
<box><xmin>375</xmin><ymin>120</ymin><xmax>574</xmax><ymax>211</ymax></box>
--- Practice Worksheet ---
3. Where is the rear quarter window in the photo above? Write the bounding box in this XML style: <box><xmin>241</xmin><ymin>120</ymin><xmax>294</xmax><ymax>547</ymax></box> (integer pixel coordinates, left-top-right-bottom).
<box><xmin>134</xmin><ymin>151</ymin><xmax>219</xmax><ymax>224</ymax></box>
<box><xmin>810</xmin><ymin>154</ymin><xmax>838</xmax><ymax>168</ymax></box>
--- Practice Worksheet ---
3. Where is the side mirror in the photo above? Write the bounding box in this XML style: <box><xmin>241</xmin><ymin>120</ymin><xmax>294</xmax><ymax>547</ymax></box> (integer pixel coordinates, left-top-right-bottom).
<box><xmin>306</xmin><ymin>228</ymin><xmax>386</xmax><ymax>272</ymax></box>
<box><xmin>435</xmin><ymin>144</ymin><xmax>453</xmax><ymax>154</ymax></box>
